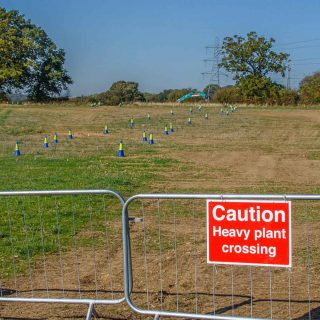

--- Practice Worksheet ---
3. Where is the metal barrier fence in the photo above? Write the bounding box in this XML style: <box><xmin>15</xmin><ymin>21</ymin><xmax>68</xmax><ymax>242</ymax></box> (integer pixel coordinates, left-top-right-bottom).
<box><xmin>0</xmin><ymin>189</ymin><xmax>128</xmax><ymax>320</ymax></box>
<box><xmin>122</xmin><ymin>194</ymin><xmax>320</xmax><ymax>320</ymax></box>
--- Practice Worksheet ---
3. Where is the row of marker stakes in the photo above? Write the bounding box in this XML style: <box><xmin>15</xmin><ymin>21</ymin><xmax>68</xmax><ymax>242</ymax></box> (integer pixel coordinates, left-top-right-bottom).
<box><xmin>14</xmin><ymin>125</ymin><xmax>156</xmax><ymax>157</ymax></box>
<box><xmin>14</xmin><ymin>108</ymin><xmax>210</xmax><ymax>157</ymax></box>
<box><xmin>118</xmin><ymin>123</ymin><xmax>172</xmax><ymax>157</ymax></box>
<box><xmin>15</xmin><ymin>129</ymin><xmax>73</xmax><ymax>156</ymax></box>
<box><xmin>121</xmin><ymin>108</ymin><xmax>209</xmax><ymax>157</ymax></box>
<box><xmin>118</xmin><ymin>131</ymin><xmax>155</xmax><ymax>157</ymax></box>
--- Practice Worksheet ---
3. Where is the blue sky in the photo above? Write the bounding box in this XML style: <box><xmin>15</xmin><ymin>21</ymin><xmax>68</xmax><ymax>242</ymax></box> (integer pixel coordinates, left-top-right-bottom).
<box><xmin>2</xmin><ymin>0</ymin><xmax>320</xmax><ymax>96</ymax></box>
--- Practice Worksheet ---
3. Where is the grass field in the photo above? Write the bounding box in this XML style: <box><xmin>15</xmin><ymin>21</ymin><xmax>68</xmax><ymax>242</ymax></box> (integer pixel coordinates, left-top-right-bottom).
<box><xmin>1</xmin><ymin>103</ymin><xmax>320</xmax><ymax>194</ymax></box>
<box><xmin>0</xmin><ymin>102</ymin><xmax>320</xmax><ymax>319</ymax></box>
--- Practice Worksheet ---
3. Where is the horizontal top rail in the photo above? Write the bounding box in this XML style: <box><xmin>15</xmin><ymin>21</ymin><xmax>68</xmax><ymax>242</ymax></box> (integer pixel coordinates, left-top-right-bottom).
<box><xmin>126</xmin><ymin>193</ymin><xmax>320</xmax><ymax>201</ymax></box>
<box><xmin>0</xmin><ymin>297</ymin><xmax>124</xmax><ymax>305</ymax></box>
<box><xmin>2</xmin><ymin>191</ymin><xmax>320</xmax><ymax>201</ymax></box>
<box><xmin>0</xmin><ymin>189</ymin><xmax>125</xmax><ymax>203</ymax></box>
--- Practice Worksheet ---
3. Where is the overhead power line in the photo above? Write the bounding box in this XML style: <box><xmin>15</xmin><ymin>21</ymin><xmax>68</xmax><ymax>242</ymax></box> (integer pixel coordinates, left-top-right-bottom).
<box><xmin>203</xmin><ymin>38</ymin><xmax>320</xmax><ymax>52</ymax></box>
<box><xmin>290</xmin><ymin>57</ymin><xmax>320</xmax><ymax>62</ymax></box>
<box><xmin>274</xmin><ymin>38</ymin><xmax>320</xmax><ymax>48</ymax></box>
<box><xmin>291</xmin><ymin>62</ymin><xmax>320</xmax><ymax>66</ymax></box>
<box><xmin>281</xmin><ymin>44</ymin><xmax>320</xmax><ymax>50</ymax></box>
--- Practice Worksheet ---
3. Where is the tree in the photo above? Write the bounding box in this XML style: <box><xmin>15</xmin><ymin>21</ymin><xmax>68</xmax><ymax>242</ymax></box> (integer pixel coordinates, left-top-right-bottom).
<box><xmin>0</xmin><ymin>8</ymin><xmax>31</xmax><ymax>92</ymax></box>
<box><xmin>109</xmin><ymin>81</ymin><xmax>144</xmax><ymax>103</ymax></box>
<box><xmin>236</xmin><ymin>75</ymin><xmax>282</xmax><ymax>102</ymax></box>
<box><xmin>213</xmin><ymin>86</ymin><xmax>243</xmax><ymax>103</ymax></box>
<box><xmin>276</xmin><ymin>88</ymin><xmax>299</xmax><ymax>105</ymax></box>
<box><xmin>26</xmin><ymin>32</ymin><xmax>72</xmax><ymax>101</ymax></box>
<box><xmin>0</xmin><ymin>7</ymin><xmax>72</xmax><ymax>100</ymax></box>
<box><xmin>220</xmin><ymin>32</ymin><xmax>289</xmax><ymax>80</ymax></box>
<box><xmin>143</xmin><ymin>92</ymin><xmax>155</xmax><ymax>102</ymax></box>
<box><xmin>299</xmin><ymin>72</ymin><xmax>320</xmax><ymax>104</ymax></box>
<box><xmin>220</xmin><ymin>32</ymin><xmax>289</xmax><ymax>101</ymax></box>
<box><xmin>100</xmin><ymin>81</ymin><xmax>145</xmax><ymax>105</ymax></box>
<box><xmin>157</xmin><ymin>89</ymin><xmax>174</xmax><ymax>102</ymax></box>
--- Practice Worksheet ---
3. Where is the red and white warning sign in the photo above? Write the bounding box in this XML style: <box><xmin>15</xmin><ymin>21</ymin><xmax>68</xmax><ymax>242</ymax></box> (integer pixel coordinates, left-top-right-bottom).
<box><xmin>207</xmin><ymin>200</ymin><xmax>291</xmax><ymax>267</ymax></box>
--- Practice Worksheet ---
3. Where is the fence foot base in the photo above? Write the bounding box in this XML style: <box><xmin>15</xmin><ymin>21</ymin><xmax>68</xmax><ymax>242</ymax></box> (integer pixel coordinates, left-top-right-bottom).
<box><xmin>86</xmin><ymin>303</ymin><xmax>100</xmax><ymax>320</ymax></box>
<box><xmin>153</xmin><ymin>314</ymin><xmax>160</xmax><ymax>320</ymax></box>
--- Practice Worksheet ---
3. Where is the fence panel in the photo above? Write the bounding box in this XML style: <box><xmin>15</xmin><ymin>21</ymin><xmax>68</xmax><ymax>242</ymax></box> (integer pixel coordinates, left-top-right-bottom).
<box><xmin>0</xmin><ymin>189</ymin><xmax>127</xmax><ymax>319</ymax></box>
<box><xmin>123</xmin><ymin>194</ymin><xmax>320</xmax><ymax>320</ymax></box>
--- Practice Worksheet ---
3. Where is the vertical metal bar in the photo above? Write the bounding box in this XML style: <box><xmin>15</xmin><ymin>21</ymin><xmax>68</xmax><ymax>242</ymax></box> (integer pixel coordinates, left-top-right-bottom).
<box><xmin>37</xmin><ymin>196</ymin><xmax>49</xmax><ymax>297</ymax></box>
<box><xmin>231</xmin><ymin>265</ymin><xmax>234</xmax><ymax>316</ymax></box>
<box><xmin>0</xmin><ymin>246</ymin><xmax>2</xmax><ymax>297</ymax></box>
<box><xmin>103</xmin><ymin>195</ymin><xmax>115</xmax><ymax>300</ymax></box>
<box><xmin>141</xmin><ymin>200</ymin><xmax>150</xmax><ymax>309</ymax></box>
<box><xmin>288</xmin><ymin>268</ymin><xmax>291</xmax><ymax>320</ymax></box>
<box><xmin>173</xmin><ymin>200</ymin><xmax>179</xmax><ymax>311</ymax></box>
<box><xmin>192</xmin><ymin>200</ymin><xmax>198</xmax><ymax>314</ymax></box>
<box><xmin>212</xmin><ymin>265</ymin><xmax>216</xmax><ymax>315</ymax></box>
<box><xmin>269</xmin><ymin>267</ymin><xmax>273</xmax><ymax>319</ymax></box>
<box><xmin>72</xmin><ymin>198</ymin><xmax>82</xmax><ymax>298</ymax></box>
<box><xmin>305</xmin><ymin>203</ymin><xmax>311</xmax><ymax>320</ymax></box>
<box><xmin>5</xmin><ymin>197</ymin><xmax>18</xmax><ymax>297</ymax></box>
<box><xmin>54</xmin><ymin>196</ymin><xmax>65</xmax><ymax>296</ymax></box>
<box><xmin>88</xmin><ymin>195</ymin><xmax>98</xmax><ymax>299</ymax></box>
<box><xmin>125</xmin><ymin>204</ymin><xmax>133</xmax><ymax>296</ymax></box>
<box><xmin>157</xmin><ymin>199</ymin><xmax>163</xmax><ymax>310</ymax></box>
<box><xmin>250</xmin><ymin>266</ymin><xmax>253</xmax><ymax>318</ymax></box>
<box><xmin>21</xmin><ymin>196</ymin><xmax>34</xmax><ymax>297</ymax></box>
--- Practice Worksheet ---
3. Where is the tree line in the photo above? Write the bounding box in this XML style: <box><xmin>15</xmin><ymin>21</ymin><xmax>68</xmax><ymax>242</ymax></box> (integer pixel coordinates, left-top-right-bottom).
<box><xmin>1</xmin><ymin>7</ymin><xmax>319</xmax><ymax>105</ymax></box>
<box><xmin>75</xmin><ymin>75</ymin><xmax>319</xmax><ymax>106</ymax></box>
<box><xmin>78</xmin><ymin>85</ymin><xmax>203</xmax><ymax>105</ymax></box>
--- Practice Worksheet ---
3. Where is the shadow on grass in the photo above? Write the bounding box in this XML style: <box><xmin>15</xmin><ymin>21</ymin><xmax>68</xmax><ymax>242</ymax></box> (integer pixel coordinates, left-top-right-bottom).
<box><xmin>1</xmin><ymin>287</ymin><xmax>320</xmax><ymax>319</ymax></box>
<box><xmin>295</xmin><ymin>307</ymin><xmax>320</xmax><ymax>320</ymax></box>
